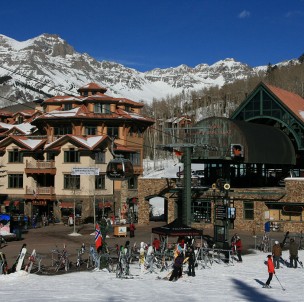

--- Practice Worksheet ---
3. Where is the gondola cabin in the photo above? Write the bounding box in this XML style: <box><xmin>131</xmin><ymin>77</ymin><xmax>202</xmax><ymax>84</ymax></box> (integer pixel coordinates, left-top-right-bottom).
<box><xmin>106</xmin><ymin>157</ymin><xmax>134</xmax><ymax>180</ymax></box>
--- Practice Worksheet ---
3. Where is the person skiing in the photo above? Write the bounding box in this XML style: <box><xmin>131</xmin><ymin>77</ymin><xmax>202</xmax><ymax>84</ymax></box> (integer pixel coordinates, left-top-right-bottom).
<box><xmin>272</xmin><ymin>240</ymin><xmax>282</xmax><ymax>269</ymax></box>
<box><xmin>289</xmin><ymin>238</ymin><xmax>298</xmax><ymax>268</ymax></box>
<box><xmin>169</xmin><ymin>250</ymin><xmax>184</xmax><ymax>281</ymax></box>
<box><xmin>264</xmin><ymin>254</ymin><xmax>275</xmax><ymax>288</ymax></box>
<box><xmin>185</xmin><ymin>246</ymin><xmax>195</xmax><ymax>276</ymax></box>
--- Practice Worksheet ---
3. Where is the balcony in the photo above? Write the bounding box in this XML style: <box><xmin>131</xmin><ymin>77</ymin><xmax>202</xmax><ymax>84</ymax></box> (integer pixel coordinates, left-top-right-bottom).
<box><xmin>25</xmin><ymin>186</ymin><xmax>56</xmax><ymax>200</ymax></box>
<box><xmin>25</xmin><ymin>160</ymin><xmax>56</xmax><ymax>175</ymax></box>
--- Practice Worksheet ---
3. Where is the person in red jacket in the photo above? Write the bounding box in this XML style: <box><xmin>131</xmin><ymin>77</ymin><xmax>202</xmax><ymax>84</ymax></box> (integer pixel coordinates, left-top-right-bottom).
<box><xmin>264</xmin><ymin>255</ymin><xmax>275</xmax><ymax>288</ymax></box>
<box><xmin>235</xmin><ymin>236</ymin><xmax>243</xmax><ymax>262</ymax></box>
<box><xmin>129</xmin><ymin>223</ymin><xmax>135</xmax><ymax>238</ymax></box>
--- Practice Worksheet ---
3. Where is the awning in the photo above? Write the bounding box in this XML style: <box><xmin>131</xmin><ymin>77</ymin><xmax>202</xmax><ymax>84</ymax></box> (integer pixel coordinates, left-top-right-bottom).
<box><xmin>59</xmin><ymin>202</ymin><xmax>74</xmax><ymax>209</ymax></box>
<box><xmin>98</xmin><ymin>202</ymin><xmax>112</xmax><ymax>209</ymax></box>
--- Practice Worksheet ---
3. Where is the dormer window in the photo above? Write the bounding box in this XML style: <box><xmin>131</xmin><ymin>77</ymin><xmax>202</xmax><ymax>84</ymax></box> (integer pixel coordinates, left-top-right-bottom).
<box><xmin>85</xmin><ymin>127</ymin><xmax>97</xmax><ymax>135</ymax></box>
<box><xmin>94</xmin><ymin>103</ymin><xmax>111</xmax><ymax>114</ymax></box>
<box><xmin>64</xmin><ymin>103</ymin><xmax>73</xmax><ymax>111</ymax></box>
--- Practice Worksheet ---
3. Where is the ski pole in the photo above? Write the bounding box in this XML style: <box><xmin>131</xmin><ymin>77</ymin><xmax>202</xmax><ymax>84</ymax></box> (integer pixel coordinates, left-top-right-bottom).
<box><xmin>275</xmin><ymin>274</ymin><xmax>286</xmax><ymax>291</ymax></box>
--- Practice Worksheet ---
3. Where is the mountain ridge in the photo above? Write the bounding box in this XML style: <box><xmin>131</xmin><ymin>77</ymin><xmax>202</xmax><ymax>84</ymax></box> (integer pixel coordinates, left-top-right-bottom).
<box><xmin>0</xmin><ymin>33</ymin><xmax>297</xmax><ymax>107</ymax></box>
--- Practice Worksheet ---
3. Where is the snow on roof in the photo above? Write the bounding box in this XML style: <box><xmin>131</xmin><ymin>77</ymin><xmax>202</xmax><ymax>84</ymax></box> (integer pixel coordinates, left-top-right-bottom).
<box><xmin>45</xmin><ymin>108</ymin><xmax>79</xmax><ymax>117</ymax></box>
<box><xmin>0</xmin><ymin>122</ymin><xmax>13</xmax><ymax>130</ymax></box>
<box><xmin>72</xmin><ymin>136</ymin><xmax>105</xmax><ymax>148</ymax></box>
<box><xmin>45</xmin><ymin>135</ymin><xmax>106</xmax><ymax>150</ymax></box>
<box><xmin>0</xmin><ymin>122</ymin><xmax>35</xmax><ymax>134</ymax></box>
<box><xmin>18</xmin><ymin>138</ymin><xmax>44</xmax><ymax>149</ymax></box>
<box><xmin>14</xmin><ymin>123</ymin><xmax>36</xmax><ymax>134</ymax></box>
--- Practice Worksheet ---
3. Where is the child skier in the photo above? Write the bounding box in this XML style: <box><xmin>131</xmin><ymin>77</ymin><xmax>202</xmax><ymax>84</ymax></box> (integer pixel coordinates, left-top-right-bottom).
<box><xmin>264</xmin><ymin>255</ymin><xmax>275</xmax><ymax>288</ymax></box>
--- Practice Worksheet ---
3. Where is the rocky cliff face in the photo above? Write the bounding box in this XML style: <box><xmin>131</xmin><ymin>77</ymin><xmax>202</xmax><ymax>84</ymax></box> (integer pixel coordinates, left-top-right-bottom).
<box><xmin>0</xmin><ymin>33</ymin><xmax>286</xmax><ymax>106</ymax></box>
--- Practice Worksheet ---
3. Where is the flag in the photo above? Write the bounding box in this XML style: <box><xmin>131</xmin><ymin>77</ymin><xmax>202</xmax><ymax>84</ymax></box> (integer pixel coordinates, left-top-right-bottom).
<box><xmin>95</xmin><ymin>223</ymin><xmax>102</xmax><ymax>250</ymax></box>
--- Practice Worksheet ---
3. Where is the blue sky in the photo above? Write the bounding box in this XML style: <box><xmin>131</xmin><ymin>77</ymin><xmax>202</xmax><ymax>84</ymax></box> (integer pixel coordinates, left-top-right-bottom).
<box><xmin>1</xmin><ymin>0</ymin><xmax>304</xmax><ymax>72</ymax></box>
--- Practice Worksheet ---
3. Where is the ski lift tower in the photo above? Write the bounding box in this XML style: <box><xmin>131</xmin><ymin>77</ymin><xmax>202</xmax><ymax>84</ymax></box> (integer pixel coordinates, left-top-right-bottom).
<box><xmin>158</xmin><ymin>143</ymin><xmax>195</xmax><ymax>226</ymax></box>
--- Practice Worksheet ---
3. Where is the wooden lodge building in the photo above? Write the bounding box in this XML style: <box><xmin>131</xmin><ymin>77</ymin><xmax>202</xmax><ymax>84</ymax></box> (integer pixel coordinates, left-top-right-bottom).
<box><xmin>0</xmin><ymin>83</ymin><xmax>154</xmax><ymax>224</ymax></box>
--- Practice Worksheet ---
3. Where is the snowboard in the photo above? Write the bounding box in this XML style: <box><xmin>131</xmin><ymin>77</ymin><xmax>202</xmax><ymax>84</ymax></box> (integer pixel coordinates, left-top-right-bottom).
<box><xmin>11</xmin><ymin>243</ymin><xmax>27</xmax><ymax>273</ymax></box>
<box><xmin>16</xmin><ymin>247</ymin><xmax>27</xmax><ymax>272</ymax></box>
<box><xmin>25</xmin><ymin>249</ymin><xmax>36</xmax><ymax>273</ymax></box>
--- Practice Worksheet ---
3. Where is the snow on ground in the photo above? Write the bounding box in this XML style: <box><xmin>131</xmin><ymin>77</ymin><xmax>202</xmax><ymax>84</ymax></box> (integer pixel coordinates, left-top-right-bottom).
<box><xmin>1</xmin><ymin>250</ymin><xmax>303</xmax><ymax>302</ymax></box>
<box><xmin>143</xmin><ymin>158</ymin><xmax>204</xmax><ymax>179</ymax></box>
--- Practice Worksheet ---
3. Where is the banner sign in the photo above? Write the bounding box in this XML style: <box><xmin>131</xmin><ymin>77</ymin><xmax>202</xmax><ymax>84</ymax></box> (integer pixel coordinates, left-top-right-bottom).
<box><xmin>71</xmin><ymin>167</ymin><xmax>100</xmax><ymax>175</ymax></box>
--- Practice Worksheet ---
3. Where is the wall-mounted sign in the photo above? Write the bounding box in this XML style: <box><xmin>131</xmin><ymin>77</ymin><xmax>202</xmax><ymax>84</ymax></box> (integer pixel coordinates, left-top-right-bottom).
<box><xmin>72</xmin><ymin>167</ymin><xmax>100</xmax><ymax>175</ymax></box>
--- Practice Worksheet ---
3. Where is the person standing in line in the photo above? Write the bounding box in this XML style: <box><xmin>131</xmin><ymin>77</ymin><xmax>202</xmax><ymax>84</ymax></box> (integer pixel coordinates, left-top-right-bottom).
<box><xmin>129</xmin><ymin>222</ymin><xmax>135</xmax><ymax>238</ymax></box>
<box><xmin>152</xmin><ymin>237</ymin><xmax>161</xmax><ymax>252</ymax></box>
<box><xmin>185</xmin><ymin>246</ymin><xmax>196</xmax><ymax>277</ymax></box>
<box><xmin>264</xmin><ymin>255</ymin><xmax>275</xmax><ymax>288</ymax></box>
<box><xmin>272</xmin><ymin>240</ymin><xmax>282</xmax><ymax>269</ymax></box>
<box><xmin>139</xmin><ymin>242</ymin><xmax>146</xmax><ymax>274</ymax></box>
<box><xmin>235</xmin><ymin>236</ymin><xmax>243</xmax><ymax>262</ymax></box>
<box><xmin>289</xmin><ymin>238</ymin><xmax>298</xmax><ymax>268</ymax></box>
<box><xmin>169</xmin><ymin>250</ymin><xmax>184</xmax><ymax>281</ymax></box>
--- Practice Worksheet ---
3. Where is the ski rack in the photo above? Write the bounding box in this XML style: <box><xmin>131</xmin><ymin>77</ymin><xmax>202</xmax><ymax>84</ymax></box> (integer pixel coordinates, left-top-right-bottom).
<box><xmin>195</xmin><ymin>247</ymin><xmax>235</xmax><ymax>268</ymax></box>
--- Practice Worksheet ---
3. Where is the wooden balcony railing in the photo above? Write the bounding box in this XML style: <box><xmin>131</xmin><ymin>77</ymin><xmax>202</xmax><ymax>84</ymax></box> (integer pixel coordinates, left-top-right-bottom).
<box><xmin>25</xmin><ymin>160</ymin><xmax>56</xmax><ymax>175</ymax></box>
<box><xmin>26</xmin><ymin>160</ymin><xmax>56</xmax><ymax>169</ymax></box>
<box><xmin>26</xmin><ymin>186</ymin><xmax>55</xmax><ymax>196</ymax></box>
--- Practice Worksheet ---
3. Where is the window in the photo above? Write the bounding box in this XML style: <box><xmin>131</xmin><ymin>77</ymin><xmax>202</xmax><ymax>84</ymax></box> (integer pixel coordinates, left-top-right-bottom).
<box><xmin>54</xmin><ymin>126</ymin><xmax>72</xmax><ymax>135</ymax></box>
<box><xmin>8</xmin><ymin>149</ymin><xmax>23</xmax><ymax>163</ymax></box>
<box><xmin>64</xmin><ymin>103</ymin><xmax>73</xmax><ymax>110</ymax></box>
<box><xmin>64</xmin><ymin>148</ymin><xmax>80</xmax><ymax>163</ymax></box>
<box><xmin>94</xmin><ymin>103</ymin><xmax>110</xmax><ymax>114</ymax></box>
<box><xmin>85</xmin><ymin>127</ymin><xmax>97</xmax><ymax>135</ymax></box>
<box><xmin>129</xmin><ymin>152</ymin><xmax>140</xmax><ymax>166</ymax></box>
<box><xmin>95</xmin><ymin>151</ymin><xmax>105</xmax><ymax>164</ymax></box>
<box><xmin>192</xmin><ymin>199</ymin><xmax>212</xmax><ymax>223</ymax></box>
<box><xmin>64</xmin><ymin>174</ymin><xmax>80</xmax><ymax>189</ymax></box>
<box><xmin>128</xmin><ymin>176</ymin><xmax>138</xmax><ymax>189</ymax></box>
<box><xmin>107</xmin><ymin>127</ymin><xmax>119</xmax><ymax>137</ymax></box>
<box><xmin>8</xmin><ymin>174</ymin><xmax>23</xmax><ymax>188</ymax></box>
<box><xmin>95</xmin><ymin>174</ymin><xmax>105</xmax><ymax>189</ymax></box>
<box><xmin>244</xmin><ymin>201</ymin><xmax>254</xmax><ymax>220</ymax></box>
<box><xmin>47</xmin><ymin>153</ymin><xmax>55</xmax><ymax>161</ymax></box>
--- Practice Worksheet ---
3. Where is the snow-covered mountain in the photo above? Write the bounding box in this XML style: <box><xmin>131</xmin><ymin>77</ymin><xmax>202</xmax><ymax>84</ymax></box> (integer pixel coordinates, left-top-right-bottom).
<box><xmin>0</xmin><ymin>33</ymin><xmax>296</xmax><ymax>106</ymax></box>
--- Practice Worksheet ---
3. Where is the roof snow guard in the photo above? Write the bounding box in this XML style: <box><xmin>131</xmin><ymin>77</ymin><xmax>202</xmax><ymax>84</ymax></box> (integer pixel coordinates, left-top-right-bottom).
<box><xmin>188</xmin><ymin>117</ymin><xmax>296</xmax><ymax>165</ymax></box>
